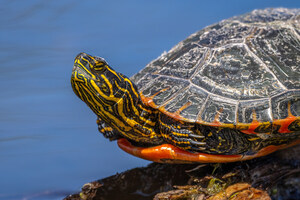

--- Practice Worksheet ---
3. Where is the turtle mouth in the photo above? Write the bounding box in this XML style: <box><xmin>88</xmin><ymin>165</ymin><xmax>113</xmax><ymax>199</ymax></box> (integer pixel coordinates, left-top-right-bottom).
<box><xmin>71</xmin><ymin>57</ymin><xmax>98</xmax><ymax>83</ymax></box>
<box><xmin>71</xmin><ymin>64</ymin><xmax>88</xmax><ymax>83</ymax></box>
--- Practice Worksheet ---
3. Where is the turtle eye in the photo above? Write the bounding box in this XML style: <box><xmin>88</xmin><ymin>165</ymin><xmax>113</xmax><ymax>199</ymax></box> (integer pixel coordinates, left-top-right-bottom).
<box><xmin>93</xmin><ymin>62</ymin><xmax>107</xmax><ymax>72</ymax></box>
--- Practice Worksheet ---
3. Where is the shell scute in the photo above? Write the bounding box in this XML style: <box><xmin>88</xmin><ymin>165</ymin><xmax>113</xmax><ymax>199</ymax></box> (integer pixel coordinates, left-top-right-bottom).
<box><xmin>141</xmin><ymin>76</ymin><xmax>189</xmax><ymax>108</ymax></box>
<box><xmin>199</xmin><ymin>95</ymin><xmax>236</xmax><ymax>125</ymax></box>
<box><xmin>247</xmin><ymin>27</ymin><xmax>300</xmax><ymax>89</ymax></box>
<box><xmin>135</xmin><ymin>73</ymin><xmax>159</xmax><ymax>90</ymax></box>
<box><xmin>237</xmin><ymin>99</ymin><xmax>271</xmax><ymax>124</ymax></box>
<box><xmin>154</xmin><ymin>44</ymin><xmax>207</xmax><ymax>80</ymax></box>
<box><xmin>163</xmin><ymin>86</ymin><xmax>208</xmax><ymax>123</ymax></box>
<box><xmin>271</xmin><ymin>90</ymin><xmax>300</xmax><ymax>120</ymax></box>
<box><xmin>192</xmin><ymin>45</ymin><xmax>283</xmax><ymax>101</ymax></box>
<box><xmin>197</xmin><ymin>21</ymin><xmax>251</xmax><ymax>48</ymax></box>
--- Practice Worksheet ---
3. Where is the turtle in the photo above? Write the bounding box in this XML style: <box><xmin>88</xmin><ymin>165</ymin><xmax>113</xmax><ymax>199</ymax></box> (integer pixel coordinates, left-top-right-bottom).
<box><xmin>71</xmin><ymin>8</ymin><xmax>300</xmax><ymax>163</ymax></box>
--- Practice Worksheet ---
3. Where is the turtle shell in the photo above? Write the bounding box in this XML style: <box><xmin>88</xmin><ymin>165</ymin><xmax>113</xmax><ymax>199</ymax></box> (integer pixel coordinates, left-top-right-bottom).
<box><xmin>131</xmin><ymin>8</ymin><xmax>300</xmax><ymax>135</ymax></box>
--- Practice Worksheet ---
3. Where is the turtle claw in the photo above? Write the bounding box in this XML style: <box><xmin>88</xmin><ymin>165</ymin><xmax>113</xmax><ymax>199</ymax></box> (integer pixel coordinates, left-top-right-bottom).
<box><xmin>189</xmin><ymin>133</ymin><xmax>205</xmax><ymax>139</ymax></box>
<box><xmin>159</xmin><ymin>115</ymin><xmax>206</xmax><ymax>152</ymax></box>
<box><xmin>189</xmin><ymin>139</ymin><xmax>206</xmax><ymax>146</ymax></box>
<box><xmin>96</xmin><ymin>118</ymin><xmax>120</xmax><ymax>140</ymax></box>
<box><xmin>189</xmin><ymin>145</ymin><xmax>206</xmax><ymax>151</ymax></box>
<box><xmin>187</xmin><ymin>136</ymin><xmax>206</xmax><ymax>152</ymax></box>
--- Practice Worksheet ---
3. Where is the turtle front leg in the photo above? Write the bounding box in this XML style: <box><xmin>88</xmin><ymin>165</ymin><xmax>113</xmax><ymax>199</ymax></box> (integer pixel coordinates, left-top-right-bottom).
<box><xmin>158</xmin><ymin>114</ymin><xmax>206</xmax><ymax>152</ymax></box>
<box><xmin>97</xmin><ymin>117</ymin><xmax>120</xmax><ymax>141</ymax></box>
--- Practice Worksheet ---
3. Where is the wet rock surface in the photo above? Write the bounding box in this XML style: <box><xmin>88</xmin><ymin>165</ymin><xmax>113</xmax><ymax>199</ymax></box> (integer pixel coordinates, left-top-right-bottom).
<box><xmin>64</xmin><ymin>146</ymin><xmax>300</xmax><ymax>200</ymax></box>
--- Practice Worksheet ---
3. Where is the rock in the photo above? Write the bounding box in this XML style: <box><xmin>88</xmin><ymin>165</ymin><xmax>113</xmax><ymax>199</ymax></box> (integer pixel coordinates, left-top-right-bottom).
<box><xmin>64</xmin><ymin>145</ymin><xmax>300</xmax><ymax>200</ymax></box>
<box><xmin>207</xmin><ymin>183</ymin><xmax>270</xmax><ymax>200</ymax></box>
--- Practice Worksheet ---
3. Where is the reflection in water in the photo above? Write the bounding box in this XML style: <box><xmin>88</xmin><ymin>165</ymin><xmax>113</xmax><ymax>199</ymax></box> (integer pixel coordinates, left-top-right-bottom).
<box><xmin>0</xmin><ymin>136</ymin><xmax>41</xmax><ymax>142</ymax></box>
<box><xmin>1</xmin><ymin>0</ymin><xmax>299</xmax><ymax>199</ymax></box>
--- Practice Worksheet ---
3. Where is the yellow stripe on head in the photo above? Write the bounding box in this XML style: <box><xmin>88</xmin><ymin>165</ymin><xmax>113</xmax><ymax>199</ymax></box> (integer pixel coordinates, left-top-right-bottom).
<box><xmin>71</xmin><ymin>52</ymin><xmax>159</xmax><ymax>144</ymax></box>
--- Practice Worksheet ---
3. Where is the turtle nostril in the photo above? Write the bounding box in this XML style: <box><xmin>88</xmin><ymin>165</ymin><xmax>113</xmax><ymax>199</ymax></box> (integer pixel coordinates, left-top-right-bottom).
<box><xmin>74</xmin><ymin>52</ymin><xmax>87</xmax><ymax>61</ymax></box>
<box><xmin>74</xmin><ymin>54</ymin><xmax>81</xmax><ymax>61</ymax></box>
<box><xmin>72</xmin><ymin>64</ymin><xmax>78</xmax><ymax>73</ymax></box>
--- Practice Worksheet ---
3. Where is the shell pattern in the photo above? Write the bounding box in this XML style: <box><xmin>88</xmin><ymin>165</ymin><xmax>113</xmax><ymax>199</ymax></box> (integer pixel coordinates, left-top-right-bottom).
<box><xmin>131</xmin><ymin>8</ymin><xmax>300</xmax><ymax>134</ymax></box>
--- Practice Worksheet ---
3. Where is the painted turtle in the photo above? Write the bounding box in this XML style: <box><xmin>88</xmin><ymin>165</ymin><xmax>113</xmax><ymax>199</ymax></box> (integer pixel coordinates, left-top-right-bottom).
<box><xmin>71</xmin><ymin>8</ymin><xmax>300</xmax><ymax>163</ymax></box>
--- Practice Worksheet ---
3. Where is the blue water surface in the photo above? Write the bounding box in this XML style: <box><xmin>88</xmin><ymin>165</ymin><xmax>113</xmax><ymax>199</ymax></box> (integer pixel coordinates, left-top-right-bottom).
<box><xmin>1</xmin><ymin>0</ymin><xmax>299</xmax><ymax>199</ymax></box>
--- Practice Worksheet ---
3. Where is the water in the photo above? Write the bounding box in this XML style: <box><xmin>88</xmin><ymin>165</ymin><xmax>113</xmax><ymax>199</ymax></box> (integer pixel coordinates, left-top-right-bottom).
<box><xmin>1</xmin><ymin>0</ymin><xmax>299</xmax><ymax>199</ymax></box>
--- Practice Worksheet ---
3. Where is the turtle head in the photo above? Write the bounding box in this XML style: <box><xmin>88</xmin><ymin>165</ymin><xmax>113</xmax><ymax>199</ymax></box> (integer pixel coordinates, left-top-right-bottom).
<box><xmin>71</xmin><ymin>52</ymin><xmax>140</xmax><ymax>123</ymax></box>
<box><xmin>71</xmin><ymin>52</ymin><xmax>161</xmax><ymax>145</ymax></box>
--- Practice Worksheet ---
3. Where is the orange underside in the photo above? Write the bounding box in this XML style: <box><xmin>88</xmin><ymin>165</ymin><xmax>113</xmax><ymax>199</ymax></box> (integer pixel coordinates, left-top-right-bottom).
<box><xmin>117</xmin><ymin>138</ymin><xmax>300</xmax><ymax>164</ymax></box>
